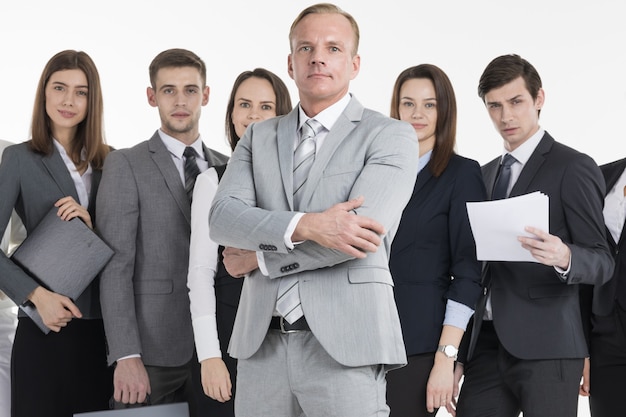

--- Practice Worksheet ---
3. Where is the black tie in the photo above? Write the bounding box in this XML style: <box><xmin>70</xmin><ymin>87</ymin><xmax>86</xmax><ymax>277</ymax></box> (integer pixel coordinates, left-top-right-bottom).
<box><xmin>183</xmin><ymin>146</ymin><xmax>201</xmax><ymax>200</ymax></box>
<box><xmin>492</xmin><ymin>153</ymin><xmax>517</xmax><ymax>200</ymax></box>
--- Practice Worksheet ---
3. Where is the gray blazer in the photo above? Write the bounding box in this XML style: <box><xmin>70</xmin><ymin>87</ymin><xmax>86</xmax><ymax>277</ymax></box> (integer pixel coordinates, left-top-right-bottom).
<box><xmin>0</xmin><ymin>141</ymin><xmax>102</xmax><ymax>317</ymax></box>
<box><xmin>97</xmin><ymin>132</ymin><xmax>228</xmax><ymax>367</ymax></box>
<box><xmin>209</xmin><ymin>97</ymin><xmax>418</xmax><ymax>369</ymax></box>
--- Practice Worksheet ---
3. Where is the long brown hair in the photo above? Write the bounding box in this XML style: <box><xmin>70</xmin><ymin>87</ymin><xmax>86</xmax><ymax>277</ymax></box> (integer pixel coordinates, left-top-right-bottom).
<box><xmin>29</xmin><ymin>50</ymin><xmax>108</xmax><ymax>170</ymax></box>
<box><xmin>390</xmin><ymin>64</ymin><xmax>457</xmax><ymax>177</ymax></box>
<box><xmin>224</xmin><ymin>68</ymin><xmax>292</xmax><ymax>151</ymax></box>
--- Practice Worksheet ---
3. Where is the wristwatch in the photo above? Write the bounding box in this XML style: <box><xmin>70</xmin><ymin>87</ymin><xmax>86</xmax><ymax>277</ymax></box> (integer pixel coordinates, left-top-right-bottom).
<box><xmin>437</xmin><ymin>344</ymin><xmax>458</xmax><ymax>360</ymax></box>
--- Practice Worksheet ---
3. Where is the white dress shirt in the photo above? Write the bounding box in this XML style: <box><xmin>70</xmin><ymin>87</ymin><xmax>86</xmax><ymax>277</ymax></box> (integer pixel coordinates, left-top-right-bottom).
<box><xmin>187</xmin><ymin>168</ymin><xmax>221</xmax><ymax>361</ymax></box>
<box><xmin>158</xmin><ymin>130</ymin><xmax>209</xmax><ymax>181</ymax></box>
<box><xmin>604</xmin><ymin>166</ymin><xmax>626</xmax><ymax>243</ymax></box>
<box><xmin>53</xmin><ymin>139</ymin><xmax>92</xmax><ymax>207</ymax></box>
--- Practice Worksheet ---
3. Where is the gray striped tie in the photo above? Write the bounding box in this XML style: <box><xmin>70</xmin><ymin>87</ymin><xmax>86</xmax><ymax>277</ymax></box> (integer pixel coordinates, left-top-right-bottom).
<box><xmin>276</xmin><ymin>118</ymin><xmax>323</xmax><ymax>324</ymax></box>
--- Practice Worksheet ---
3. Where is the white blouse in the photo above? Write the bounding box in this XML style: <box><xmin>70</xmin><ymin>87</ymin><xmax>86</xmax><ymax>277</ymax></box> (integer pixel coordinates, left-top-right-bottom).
<box><xmin>187</xmin><ymin>167</ymin><xmax>221</xmax><ymax>361</ymax></box>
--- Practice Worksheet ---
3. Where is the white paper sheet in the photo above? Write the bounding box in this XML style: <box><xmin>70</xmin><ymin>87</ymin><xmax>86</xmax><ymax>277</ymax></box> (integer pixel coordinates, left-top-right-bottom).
<box><xmin>466</xmin><ymin>191</ymin><xmax>549</xmax><ymax>262</ymax></box>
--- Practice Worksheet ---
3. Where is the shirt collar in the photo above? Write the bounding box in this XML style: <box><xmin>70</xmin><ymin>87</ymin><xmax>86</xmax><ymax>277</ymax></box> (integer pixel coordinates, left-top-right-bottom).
<box><xmin>418</xmin><ymin>150</ymin><xmax>432</xmax><ymax>174</ymax></box>
<box><xmin>506</xmin><ymin>127</ymin><xmax>544</xmax><ymax>165</ymax></box>
<box><xmin>297</xmin><ymin>93</ymin><xmax>351</xmax><ymax>132</ymax></box>
<box><xmin>158</xmin><ymin>129</ymin><xmax>205</xmax><ymax>160</ymax></box>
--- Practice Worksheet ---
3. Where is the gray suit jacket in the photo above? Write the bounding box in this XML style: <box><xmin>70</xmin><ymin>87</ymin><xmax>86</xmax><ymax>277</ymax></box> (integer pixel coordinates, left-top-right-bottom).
<box><xmin>0</xmin><ymin>141</ymin><xmax>102</xmax><ymax>317</ymax></box>
<box><xmin>209</xmin><ymin>97</ymin><xmax>418</xmax><ymax>369</ymax></box>
<box><xmin>97</xmin><ymin>131</ymin><xmax>228</xmax><ymax>366</ymax></box>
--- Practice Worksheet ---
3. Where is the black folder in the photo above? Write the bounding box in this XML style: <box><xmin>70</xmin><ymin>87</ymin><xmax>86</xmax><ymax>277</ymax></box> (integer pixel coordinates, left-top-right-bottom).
<box><xmin>73</xmin><ymin>403</ymin><xmax>189</xmax><ymax>416</ymax></box>
<box><xmin>10</xmin><ymin>207</ymin><xmax>114</xmax><ymax>334</ymax></box>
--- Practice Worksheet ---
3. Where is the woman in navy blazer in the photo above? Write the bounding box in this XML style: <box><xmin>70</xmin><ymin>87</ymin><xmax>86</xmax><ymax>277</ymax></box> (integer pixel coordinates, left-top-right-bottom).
<box><xmin>0</xmin><ymin>50</ymin><xmax>111</xmax><ymax>417</ymax></box>
<box><xmin>386</xmin><ymin>64</ymin><xmax>486</xmax><ymax>416</ymax></box>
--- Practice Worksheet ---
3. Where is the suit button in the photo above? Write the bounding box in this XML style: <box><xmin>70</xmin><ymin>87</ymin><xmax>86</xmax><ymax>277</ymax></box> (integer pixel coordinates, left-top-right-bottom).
<box><xmin>280</xmin><ymin>267</ymin><xmax>287</xmax><ymax>272</ymax></box>
<box><xmin>270</xmin><ymin>245</ymin><xmax>277</xmax><ymax>251</ymax></box>
<box><xmin>293</xmin><ymin>263</ymin><xmax>300</xmax><ymax>269</ymax></box>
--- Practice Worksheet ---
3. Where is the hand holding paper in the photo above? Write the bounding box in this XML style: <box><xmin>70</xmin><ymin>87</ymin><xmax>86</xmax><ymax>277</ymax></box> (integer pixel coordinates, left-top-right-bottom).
<box><xmin>467</xmin><ymin>191</ymin><xmax>549</xmax><ymax>262</ymax></box>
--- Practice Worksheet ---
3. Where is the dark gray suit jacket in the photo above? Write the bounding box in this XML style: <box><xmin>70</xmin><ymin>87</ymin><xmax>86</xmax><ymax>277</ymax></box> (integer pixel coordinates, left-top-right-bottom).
<box><xmin>97</xmin><ymin>132</ymin><xmax>228</xmax><ymax>366</ymax></box>
<box><xmin>465</xmin><ymin>132</ymin><xmax>614</xmax><ymax>361</ymax></box>
<box><xmin>0</xmin><ymin>141</ymin><xmax>102</xmax><ymax>317</ymax></box>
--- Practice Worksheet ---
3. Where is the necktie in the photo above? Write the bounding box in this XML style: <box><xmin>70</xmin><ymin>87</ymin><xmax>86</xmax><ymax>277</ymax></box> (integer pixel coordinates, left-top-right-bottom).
<box><xmin>276</xmin><ymin>119</ymin><xmax>323</xmax><ymax>324</ymax></box>
<box><xmin>293</xmin><ymin>119</ymin><xmax>323</xmax><ymax>210</ymax></box>
<box><xmin>183</xmin><ymin>146</ymin><xmax>201</xmax><ymax>201</ymax></box>
<box><xmin>482</xmin><ymin>153</ymin><xmax>517</xmax><ymax>321</ymax></box>
<box><xmin>492</xmin><ymin>153</ymin><xmax>517</xmax><ymax>200</ymax></box>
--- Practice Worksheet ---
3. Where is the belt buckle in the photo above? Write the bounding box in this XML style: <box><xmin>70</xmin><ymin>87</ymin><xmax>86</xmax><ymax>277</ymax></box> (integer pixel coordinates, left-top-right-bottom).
<box><xmin>279</xmin><ymin>316</ymin><xmax>298</xmax><ymax>334</ymax></box>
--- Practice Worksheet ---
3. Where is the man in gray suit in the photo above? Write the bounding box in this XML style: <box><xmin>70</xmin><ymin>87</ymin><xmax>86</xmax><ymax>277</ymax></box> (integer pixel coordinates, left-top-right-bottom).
<box><xmin>209</xmin><ymin>4</ymin><xmax>418</xmax><ymax>417</ymax></box>
<box><xmin>97</xmin><ymin>49</ymin><xmax>228</xmax><ymax>414</ymax></box>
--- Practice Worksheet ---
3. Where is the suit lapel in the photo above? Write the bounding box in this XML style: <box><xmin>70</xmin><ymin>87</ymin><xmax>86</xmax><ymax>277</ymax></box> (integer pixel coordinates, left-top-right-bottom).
<box><xmin>482</xmin><ymin>158</ymin><xmax>500</xmax><ymax>200</ymax></box>
<box><xmin>298</xmin><ymin>98</ymin><xmax>363</xmax><ymax>208</ymax></box>
<box><xmin>41</xmin><ymin>146</ymin><xmax>79</xmax><ymax>201</ymax></box>
<box><xmin>509</xmin><ymin>133</ymin><xmax>553</xmax><ymax>198</ymax></box>
<box><xmin>412</xmin><ymin>167</ymin><xmax>432</xmax><ymax>197</ymax></box>
<box><xmin>147</xmin><ymin>132</ymin><xmax>191</xmax><ymax>224</ymax></box>
<box><xmin>277</xmin><ymin>109</ymin><xmax>300</xmax><ymax>210</ymax></box>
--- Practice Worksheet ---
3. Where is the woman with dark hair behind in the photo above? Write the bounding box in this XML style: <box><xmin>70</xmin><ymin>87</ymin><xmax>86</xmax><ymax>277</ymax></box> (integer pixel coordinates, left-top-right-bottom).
<box><xmin>0</xmin><ymin>50</ymin><xmax>112</xmax><ymax>417</ymax></box>
<box><xmin>386</xmin><ymin>64</ymin><xmax>485</xmax><ymax>416</ymax></box>
<box><xmin>188</xmin><ymin>68</ymin><xmax>291</xmax><ymax>416</ymax></box>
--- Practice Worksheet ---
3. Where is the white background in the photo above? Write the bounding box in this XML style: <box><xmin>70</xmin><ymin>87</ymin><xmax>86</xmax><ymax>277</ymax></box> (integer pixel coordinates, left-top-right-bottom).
<box><xmin>2</xmin><ymin>1</ymin><xmax>623</xmax><ymax>415</ymax></box>
<box><xmin>1</xmin><ymin>0</ymin><xmax>624</xmax><ymax>168</ymax></box>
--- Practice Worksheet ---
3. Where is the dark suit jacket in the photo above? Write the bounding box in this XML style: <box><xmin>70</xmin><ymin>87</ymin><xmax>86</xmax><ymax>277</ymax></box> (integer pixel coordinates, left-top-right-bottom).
<box><xmin>579</xmin><ymin>158</ymin><xmax>626</xmax><ymax>335</ymax></box>
<box><xmin>463</xmin><ymin>132</ymin><xmax>613</xmax><ymax>362</ymax></box>
<box><xmin>0</xmin><ymin>141</ymin><xmax>102</xmax><ymax>317</ymax></box>
<box><xmin>389</xmin><ymin>154</ymin><xmax>485</xmax><ymax>356</ymax></box>
<box><xmin>97</xmin><ymin>132</ymin><xmax>228</xmax><ymax>367</ymax></box>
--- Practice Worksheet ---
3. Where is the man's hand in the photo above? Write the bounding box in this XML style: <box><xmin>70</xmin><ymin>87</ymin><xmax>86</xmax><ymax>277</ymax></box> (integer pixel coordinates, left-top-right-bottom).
<box><xmin>200</xmin><ymin>358</ymin><xmax>232</xmax><ymax>402</ymax></box>
<box><xmin>28</xmin><ymin>286</ymin><xmax>82</xmax><ymax>332</ymax></box>
<box><xmin>222</xmin><ymin>247</ymin><xmax>258</xmax><ymax>278</ymax></box>
<box><xmin>113</xmin><ymin>357</ymin><xmax>151</xmax><ymax>405</ymax></box>
<box><xmin>518</xmin><ymin>226</ymin><xmax>571</xmax><ymax>270</ymax></box>
<box><xmin>292</xmin><ymin>196</ymin><xmax>385</xmax><ymax>258</ymax></box>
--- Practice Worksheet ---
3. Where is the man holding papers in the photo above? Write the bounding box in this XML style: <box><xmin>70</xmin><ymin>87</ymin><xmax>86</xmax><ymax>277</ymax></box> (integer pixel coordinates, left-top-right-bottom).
<box><xmin>451</xmin><ymin>54</ymin><xmax>613</xmax><ymax>417</ymax></box>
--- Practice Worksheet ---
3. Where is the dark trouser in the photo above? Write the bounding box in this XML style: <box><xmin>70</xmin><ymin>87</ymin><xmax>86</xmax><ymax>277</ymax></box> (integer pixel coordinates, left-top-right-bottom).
<box><xmin>11</xmin><ymin>317</ymin><xmax>112</xmax><ymax>417</ymax></box>
<box><xmin>386</xmin><ymin>352</ymin><xmax>437</xmax><ymax>417</ymax></box>
<box><xmin>191</xmin><ymin>354</ymin><xmax>236</xmax><ymax>417</ymax></box>
<box><xmin>589</xmin><ymin>304</ymin><xmax>626</xmax><ymax>417</ymax></box>
<box><xmin>456</xmin><ymin>321</ymin><xmax>583</xmax><ymax>417</ymax></box>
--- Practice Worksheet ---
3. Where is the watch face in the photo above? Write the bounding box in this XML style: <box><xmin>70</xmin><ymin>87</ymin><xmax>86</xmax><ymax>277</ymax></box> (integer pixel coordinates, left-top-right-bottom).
<box><xmin>443</xmin><ymin>345</ymin><xmax>458</xmax><ymax>357</ymax></box>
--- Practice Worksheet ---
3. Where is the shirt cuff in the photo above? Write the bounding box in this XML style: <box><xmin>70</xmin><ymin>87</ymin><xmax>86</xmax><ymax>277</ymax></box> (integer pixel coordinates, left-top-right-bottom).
<box><xmin>192</xmin><ymin>315</ymin><xmax>222</xmax><ymax>362</ymax></box>
<box><xmin>285</xmin><ymin>213</ymin><xmax>306</xmax><ymax>249</ymax></box>
<box><xmin>443</xmin><ymin>299</ymin><xmax>474</xmax><ymax>330</ymax></box>
<box><xmin>117</xmin><ymin>353</ymin><xmax>141</xmax><ymax>362</ymax></box>
<box><xmin>554</xmin><ymin>253</ymin><xmax>572</xmax><ymax>281</ymax></box>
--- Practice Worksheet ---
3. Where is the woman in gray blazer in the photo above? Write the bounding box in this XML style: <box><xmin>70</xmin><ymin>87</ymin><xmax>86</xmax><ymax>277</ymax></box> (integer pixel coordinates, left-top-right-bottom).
<box><xmin>0</xmin><ymin>50</ymin><xmax>112</xmax><ymax>417</ymax></box>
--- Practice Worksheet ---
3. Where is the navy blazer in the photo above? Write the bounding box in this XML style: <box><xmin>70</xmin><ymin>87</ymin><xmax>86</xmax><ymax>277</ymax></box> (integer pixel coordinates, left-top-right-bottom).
<box><xmin>389</xmin><ymin>154</ymin><xmax>486</xmax><ymax>356</ymax></box>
